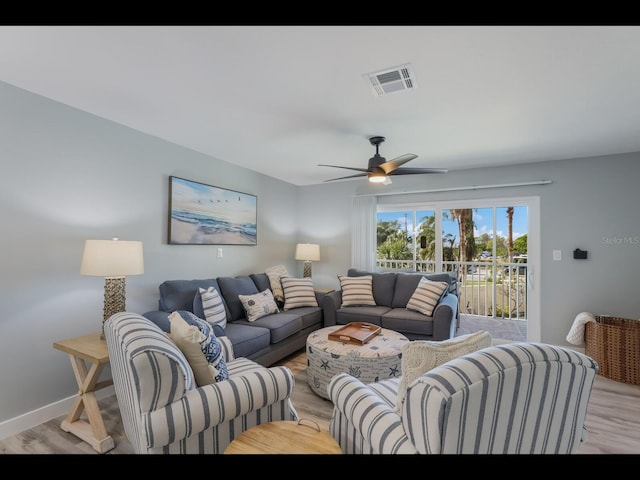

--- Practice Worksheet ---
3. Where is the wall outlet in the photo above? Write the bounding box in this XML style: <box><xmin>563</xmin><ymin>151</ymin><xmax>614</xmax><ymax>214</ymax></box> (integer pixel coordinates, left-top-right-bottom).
<box><xmin>217</xmin><ymin>248</ymin><xmax>223</xmax><ymax>258</ymax></box>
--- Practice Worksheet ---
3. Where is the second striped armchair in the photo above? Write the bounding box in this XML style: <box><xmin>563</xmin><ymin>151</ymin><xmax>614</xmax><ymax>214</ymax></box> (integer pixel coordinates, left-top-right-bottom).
<box><xmin>328</xmin><ymin>342</ymin><xmax>598</xmax><ymax>454</ymax></box>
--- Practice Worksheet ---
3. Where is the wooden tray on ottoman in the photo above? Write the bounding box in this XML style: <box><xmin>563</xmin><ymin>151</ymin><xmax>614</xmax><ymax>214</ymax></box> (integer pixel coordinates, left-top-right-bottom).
<box><xmin>328</xmin><ymin>322</ymin><xmax>381</xmax><ymax>345</ymax></box>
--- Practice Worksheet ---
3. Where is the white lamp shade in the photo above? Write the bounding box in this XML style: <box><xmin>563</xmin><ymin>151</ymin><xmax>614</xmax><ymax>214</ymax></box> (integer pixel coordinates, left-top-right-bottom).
<box><xmin>295</xmin><ymin>243</ymin><xmax>320</xmax><ymax>261</ymax></box>
<box><xmin>81</xmin><ymin>239</ymin><xmax>144</xmax><ymax>278</ymax></box>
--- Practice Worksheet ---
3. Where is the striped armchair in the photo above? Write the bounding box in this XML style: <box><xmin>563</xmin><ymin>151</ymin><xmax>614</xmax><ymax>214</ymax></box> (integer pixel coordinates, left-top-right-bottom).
<box><xmin>328</xmin><ymin>342</ymin><xmax>598</xmax><ymax>454</ymax></box>
<box><xmin>104</xmin><ymin>312</ymin><xmax>298</xmax><ymax>454</ymax></box>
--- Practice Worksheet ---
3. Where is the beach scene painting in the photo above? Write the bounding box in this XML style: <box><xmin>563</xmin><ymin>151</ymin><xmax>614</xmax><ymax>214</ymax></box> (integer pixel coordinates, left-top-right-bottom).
<box><xmin>169</xmin><ymin>176</ymin><xmax>257</xmax><ymax>245</ymax></box>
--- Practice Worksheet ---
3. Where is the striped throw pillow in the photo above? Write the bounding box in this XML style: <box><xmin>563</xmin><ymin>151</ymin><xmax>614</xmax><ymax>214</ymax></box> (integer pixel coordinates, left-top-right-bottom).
<box><xmin>281</xmin><ymin>277</ymin><xmax>318</xmax><ymax>310</ymax></box>
<box><xmin>199</xmin><ymin>287</ymin><xmax>227</xmax><ymax>329</ymax></box>
<box><xmin>405</xmin><ymin>277</ymin><xmax>449</xmax><ymax>317</ymax></box>
<box><xmin>338</xmin><ymin>275</ymin><xmax>376</xmax><ymax>307</ymax></box>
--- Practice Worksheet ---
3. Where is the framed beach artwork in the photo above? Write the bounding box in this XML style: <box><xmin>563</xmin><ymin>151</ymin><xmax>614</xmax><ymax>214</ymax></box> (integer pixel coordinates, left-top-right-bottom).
<box><xmin>168</xmin><ymin>176</ymin><xmax>257</xmax><ymax>245</ymax></box>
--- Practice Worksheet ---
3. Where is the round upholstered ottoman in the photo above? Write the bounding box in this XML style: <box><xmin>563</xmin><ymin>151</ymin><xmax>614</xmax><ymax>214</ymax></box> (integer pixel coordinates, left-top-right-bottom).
<box><xmin>306</xmin><ymin>325</ymin><xmax>409</xmax><ymax>399</ymax></box>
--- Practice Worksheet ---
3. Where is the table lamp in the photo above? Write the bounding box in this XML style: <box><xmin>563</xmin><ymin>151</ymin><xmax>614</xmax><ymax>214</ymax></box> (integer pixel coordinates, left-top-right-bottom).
<box><xmin>295</xmin><ymin>243</ymin><xmax>320</xmax><ymax>278</ymax></box>
<box><xmin>81</xmin><ymin>237</ymin><xmax>144</xmax><ymax>338</ymax></box>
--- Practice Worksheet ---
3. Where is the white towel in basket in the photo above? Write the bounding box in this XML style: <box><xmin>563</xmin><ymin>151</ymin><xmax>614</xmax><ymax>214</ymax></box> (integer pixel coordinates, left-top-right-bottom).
<box><xmin>566</xmin><ymin>312</ymin><xmax>596</xmax><ymax>345</ymax></box>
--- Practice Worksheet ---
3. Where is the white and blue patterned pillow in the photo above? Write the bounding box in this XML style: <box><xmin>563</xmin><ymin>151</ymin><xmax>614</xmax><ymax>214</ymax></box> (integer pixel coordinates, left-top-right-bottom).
<box><xmin>238</xmin><ymin>289</ymin><xmax>279</xmax><ymax>322</ymax></box>
<box><xmin>199</xmin><ymin>287</ymin><xmax>227</xmax><ymax>329</ymax></box>
<box><xmin>176</xmin><ymin>311</ymin><xmax>229</xmax><ymax>382</ymax></box>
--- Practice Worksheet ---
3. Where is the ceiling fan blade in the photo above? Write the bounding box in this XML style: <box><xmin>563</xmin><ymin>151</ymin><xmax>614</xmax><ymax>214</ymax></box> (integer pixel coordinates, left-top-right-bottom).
<box><xmin>323</xmin><ymin>172</ymin><xmax>368</xmax><ymax>182</ymax></box>
<box><xmin>378</xmin><ymin>153</ymin><xmax>418</xmax><ymax>174</ymax></box>
<box><xmin>318</xmin><ymin>164</ymin><xmax>370</xmax><ymax>173</ymax></box>
<box><xmin>321</xmin><ymin>137</ymin><xmax>447</xmax><ymax>183</ymax></box>
<box><xmin>388</xmin><ymin>167</ymin><xmax>449</xmax><ymax>176</ymax></box>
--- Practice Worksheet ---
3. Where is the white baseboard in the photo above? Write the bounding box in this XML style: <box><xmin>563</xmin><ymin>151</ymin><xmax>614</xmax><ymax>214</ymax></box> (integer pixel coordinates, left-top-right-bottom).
<box><xmin>0</xmin><ymin>385</ymin><xmax>115</xmax><ymax>441</ymax></box>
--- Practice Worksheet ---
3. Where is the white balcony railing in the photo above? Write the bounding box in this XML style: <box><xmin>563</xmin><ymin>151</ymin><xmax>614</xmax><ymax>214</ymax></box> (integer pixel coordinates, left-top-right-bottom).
<box><xmin>375</xmin><ymin>259</ymin><xmax>527</xmax><ymax>320</ymax></box>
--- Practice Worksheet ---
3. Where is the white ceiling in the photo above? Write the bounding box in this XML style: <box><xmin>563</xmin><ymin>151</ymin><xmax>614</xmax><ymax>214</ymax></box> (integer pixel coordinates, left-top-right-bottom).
<box><xmin>2</xmin><ymin>25</ymin><xmax>640</xmax><ymax>186</ymax></box>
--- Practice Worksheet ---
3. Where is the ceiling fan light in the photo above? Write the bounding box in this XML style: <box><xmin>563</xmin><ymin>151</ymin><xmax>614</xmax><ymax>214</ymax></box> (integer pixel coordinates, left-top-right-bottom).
<box><xmin>368</xmin><ymin>173</ymin><xmax>387</xmax><ymax>183</ymax></box>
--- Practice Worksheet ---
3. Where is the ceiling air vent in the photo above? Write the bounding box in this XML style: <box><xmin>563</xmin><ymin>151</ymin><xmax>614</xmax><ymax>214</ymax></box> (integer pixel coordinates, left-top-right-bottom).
<box><xmin>363</xmin><ymin>63</ymin><xmax>418</xmax><ymax>97</ymax></box>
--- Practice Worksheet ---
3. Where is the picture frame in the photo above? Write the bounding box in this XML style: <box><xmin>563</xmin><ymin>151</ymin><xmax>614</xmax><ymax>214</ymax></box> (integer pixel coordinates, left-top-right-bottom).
<box><xmin>168</xmin><ymin>176</ymin><xmax>257</xmax><ymax>245</ymax></box>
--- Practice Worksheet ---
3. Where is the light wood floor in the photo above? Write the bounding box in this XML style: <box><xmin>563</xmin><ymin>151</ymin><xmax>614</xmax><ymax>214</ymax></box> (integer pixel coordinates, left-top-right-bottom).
<box><xmin>1</xmin><ymin>346</ymin><xmax>639</xmax><ymax>454</ymax></box>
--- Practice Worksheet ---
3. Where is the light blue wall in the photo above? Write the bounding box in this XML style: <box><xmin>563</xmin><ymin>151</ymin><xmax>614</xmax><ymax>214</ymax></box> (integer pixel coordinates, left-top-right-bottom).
<box><xmin>0</xmin><ymin>81</ymin><xmax>299</xmax><ymax>428</ymax></box>
<box><xmin>2</xmin><ymin>79</ymin><xmax>639</xmax><ymax>435</ymax></box>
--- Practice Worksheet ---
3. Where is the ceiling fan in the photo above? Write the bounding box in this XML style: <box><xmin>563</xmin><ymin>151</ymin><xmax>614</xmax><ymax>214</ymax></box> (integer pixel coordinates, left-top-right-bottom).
<box><xmin>319</xmin><ymin>136</ymin><xmax>448</xmax><ymax>184</ymax></box>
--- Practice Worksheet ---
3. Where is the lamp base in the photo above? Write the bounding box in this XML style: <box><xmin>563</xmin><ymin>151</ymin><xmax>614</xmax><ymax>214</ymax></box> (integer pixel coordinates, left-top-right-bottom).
<box><xmin>303</xmin><ymin>261</ymin><xmax>312</xmax><ymax>278</ymax></box>
<box><xmin>102</xmin><ymin>277</ymin><xmax>126</xmax><ymax>338</ymax></box>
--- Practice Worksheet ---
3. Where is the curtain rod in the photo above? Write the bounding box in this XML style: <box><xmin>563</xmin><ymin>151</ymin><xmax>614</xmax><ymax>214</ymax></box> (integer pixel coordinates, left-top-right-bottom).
<box><xmin>355</xmin><ymin>180</ymin><xmax>552</xmax><ymax>197</ymax></box>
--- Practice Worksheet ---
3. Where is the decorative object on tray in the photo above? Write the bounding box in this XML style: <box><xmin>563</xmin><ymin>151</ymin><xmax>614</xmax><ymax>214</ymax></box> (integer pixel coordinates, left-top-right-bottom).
<box><xmin>328</xmin><ymin>322</ymin><xmax>381</xmax><ymax>345</ymax></box>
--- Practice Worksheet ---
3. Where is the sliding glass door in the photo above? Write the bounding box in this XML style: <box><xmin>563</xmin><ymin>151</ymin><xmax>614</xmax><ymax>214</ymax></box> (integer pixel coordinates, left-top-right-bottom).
<box><xmin>376</xmin><ymin>196</ymin><xmax>540</xmax><ymax>342</ymax></box>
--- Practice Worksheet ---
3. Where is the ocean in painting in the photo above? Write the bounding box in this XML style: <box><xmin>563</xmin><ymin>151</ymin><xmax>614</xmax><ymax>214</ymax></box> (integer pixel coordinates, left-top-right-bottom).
<box><xmin>172</xmin><ymin>209</ymin><xmax>257</xmax><ymax>243</ymax></box>
<box><xmin>169</xmin><ymin>177</ymin><xmax>258</xmax><ymax>245</ymax></box>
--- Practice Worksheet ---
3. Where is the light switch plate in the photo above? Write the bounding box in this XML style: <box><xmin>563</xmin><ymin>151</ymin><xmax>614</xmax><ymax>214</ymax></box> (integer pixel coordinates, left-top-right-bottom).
<box><xmin>217</xmin><ymin>248</ymin><xmax>223</xmax><ymax>258</ymax></box>
<box><xmin>553</xmin><ymin>250</ymin><xmax>561</xmax><ymax>261</ymax></box>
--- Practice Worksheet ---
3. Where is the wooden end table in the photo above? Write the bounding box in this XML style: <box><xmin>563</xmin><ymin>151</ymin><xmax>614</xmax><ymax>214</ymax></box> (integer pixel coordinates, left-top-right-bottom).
<box><xmin>53</xmin><ymin>332</ymin><xmax>115</xmax><ymax>453</ymax></box>
<box><xmin>224</xmin><ymin>420</ymin><xmax>341</xmax><ymax>454</ymax></box>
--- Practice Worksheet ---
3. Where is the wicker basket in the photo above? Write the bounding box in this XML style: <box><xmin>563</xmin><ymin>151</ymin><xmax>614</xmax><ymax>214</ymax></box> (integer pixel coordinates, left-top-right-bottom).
<box><xmin>584</xmin><ymin>315</ymin><xmax>640</xmax><ymax>385</ymax></box>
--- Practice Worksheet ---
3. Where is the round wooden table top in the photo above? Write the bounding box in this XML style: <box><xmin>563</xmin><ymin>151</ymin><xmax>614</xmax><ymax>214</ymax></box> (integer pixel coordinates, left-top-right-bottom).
<box><xmin>224</xmin><ymin>420</ymin><xmax>341</xmax><ymax>454</ymax></box>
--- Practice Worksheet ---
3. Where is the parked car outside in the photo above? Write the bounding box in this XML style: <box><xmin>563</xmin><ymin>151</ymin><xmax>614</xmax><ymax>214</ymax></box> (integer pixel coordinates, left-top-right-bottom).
<box><xmin>503</xmin><ymin>254</ymin><xmax>527</xmax><ymax>275</ymax></box>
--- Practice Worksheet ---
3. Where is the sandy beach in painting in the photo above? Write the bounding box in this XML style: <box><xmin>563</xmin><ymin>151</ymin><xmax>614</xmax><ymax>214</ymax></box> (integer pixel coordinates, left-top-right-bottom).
<box><xmin>170</xmin><ymin>218</ymin><xmax>256</xmax><ymax>245</ymax></box>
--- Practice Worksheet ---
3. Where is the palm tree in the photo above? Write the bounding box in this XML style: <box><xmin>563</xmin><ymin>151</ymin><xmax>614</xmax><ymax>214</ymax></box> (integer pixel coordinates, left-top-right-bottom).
<box><xmin>450</xmin><ymin>209</ymin><xmax>476</xmax><ymax>263</ymax></box>
<box><xmin>506</xmin><ymin>207</ymin><xmax>514</xmax><ymax>262</ymax></box>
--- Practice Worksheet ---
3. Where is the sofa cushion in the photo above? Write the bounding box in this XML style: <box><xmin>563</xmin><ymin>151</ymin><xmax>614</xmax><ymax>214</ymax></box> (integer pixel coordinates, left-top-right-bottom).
<box><xmin>239</xmin><ymin>289</ymin><xmax>280</xmax><ymax>322</ymax></box>
<box><xmin>218</xmin><ymin>276</ymin><xmax>260</xmax><ymax>321</ymax></box>
<box><xmin>392</xmin><ymin>273</ymin><xmax>427</xmax><ymax>308</ymax></box>
<box><xmin>234</xmin><ymin>312</ymin><xmax>302</xmax><ymax>344</ymax></box>
<box><xmin>405</xmin><ymin>277</ymin><xmax>449</xmax><ymax>317</ymax></box>
<box><xmin>159</xmin><ymin>279</ymin><xmax>221</xmax><ymax>312</ymax></box>
<box><xmin>196</xmin><ymin>287</ymin><xmax>227</xmax><ymax>329</ymax></box>
<box><xmin>380</xmin><ymin>309</ymin><xmax>434</xmax><ymax>336</ymax></box>
<box><xmin>395</xmin><ymin>330</ymin><xmax>492</xmax><ymax>412</ymax></box>
<box><xmin>338</xmin><ymin>275</ymin><xmax>376</xmax><ymax>307</ymax></box>
<box><xmin>223</xmin><ymin>322</ymin><xmax>271</xmax><ymax>358</ymax></box>
<box><xmin>335</xmin><ymin>306</ymin><xmax>388</xmax><ymax>326</ymax></box>
<box><xmin>347</xmin><ymin>268</ymin><xmax>397</xmax><ymax>307</ymax></box>
<box><xmin>250</xmin><ymin>273</ymin><xmax>272</xmax><ymax>292</ymax></box>
<box><xmin>291</xmin><ymin>305</ymin><xmax>324</xmax><ymax>330</ymax></box>
<box><xmin>281</xmin><ymin>277</ymin><xmax>318</xmax><ymax>310</ymax></box>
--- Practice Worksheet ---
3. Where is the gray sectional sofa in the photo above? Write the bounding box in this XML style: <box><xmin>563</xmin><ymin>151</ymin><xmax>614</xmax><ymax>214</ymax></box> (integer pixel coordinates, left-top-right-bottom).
<box><xmin>143</xmin><ymin>273</ymin><xmax>324</xmax><ymax>366</ymax></box>
<box><xmin>322</xmin><ymin>268</ymin><xmax>459</xmax><ymax>341</ymax></box>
